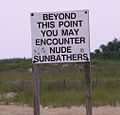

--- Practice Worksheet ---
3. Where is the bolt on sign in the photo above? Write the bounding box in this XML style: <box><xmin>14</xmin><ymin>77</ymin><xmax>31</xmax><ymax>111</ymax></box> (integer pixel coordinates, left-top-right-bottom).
<box><xmin>30</xmin><ymin>10</ymin><xmax>90</xmax><ymax>64</ymax></box>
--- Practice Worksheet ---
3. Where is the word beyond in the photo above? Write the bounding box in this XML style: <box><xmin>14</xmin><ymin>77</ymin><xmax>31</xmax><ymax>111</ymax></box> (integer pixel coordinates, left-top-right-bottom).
<box><xmin>43</xmin><ymin>13</ymin><xmax>76</xmax><ymax>20</ymax></box>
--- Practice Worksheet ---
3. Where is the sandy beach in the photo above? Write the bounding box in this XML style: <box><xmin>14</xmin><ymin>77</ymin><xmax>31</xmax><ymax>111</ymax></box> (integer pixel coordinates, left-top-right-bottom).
<box><xmin>0</xmin><ymin>105</ymin><xmax>120</xmax><ymax>115</ymax></box>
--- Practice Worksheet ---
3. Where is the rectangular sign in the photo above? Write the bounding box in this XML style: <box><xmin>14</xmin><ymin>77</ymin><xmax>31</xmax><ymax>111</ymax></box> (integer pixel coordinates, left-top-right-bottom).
<box><xmin>30</xmin><ymin>10</ymin><xmax>90</xmax><ymax>64</ymax></box>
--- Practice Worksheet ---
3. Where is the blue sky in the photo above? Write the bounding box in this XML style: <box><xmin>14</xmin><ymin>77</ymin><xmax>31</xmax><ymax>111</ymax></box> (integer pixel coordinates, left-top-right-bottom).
<box><xmin>0</xmin><ymin>0</ymin><xmax>120</xmax><ymax>59</ymax></box>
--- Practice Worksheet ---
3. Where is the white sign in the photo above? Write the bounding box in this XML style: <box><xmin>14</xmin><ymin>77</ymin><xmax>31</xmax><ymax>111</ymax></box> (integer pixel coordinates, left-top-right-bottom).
<box><xmin>30</xmin><ymin>10</ymin><xmax>90</xmax><ymax>64</ymax></box>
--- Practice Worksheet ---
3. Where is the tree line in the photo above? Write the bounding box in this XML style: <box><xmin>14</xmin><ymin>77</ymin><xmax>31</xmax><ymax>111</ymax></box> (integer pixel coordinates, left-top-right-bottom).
<box><xmin>91</xmin><ymin>38</ymin><xmax>120</xmax><ymax>59</ymax></box>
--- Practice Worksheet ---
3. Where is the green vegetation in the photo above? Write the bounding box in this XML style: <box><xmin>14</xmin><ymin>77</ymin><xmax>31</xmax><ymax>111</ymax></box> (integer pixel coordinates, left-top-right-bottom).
<box><xmin>0</xmin><ymin>59</ymin><xmax>120</xmax><ymax>81</ymax></box>
<box><xmin>0</xmin><ymin>80</ymin><xmax>120</xmax><ymax>107</ymax></box>
<box><xmin>0</xmin><ymin>59</ymin><xmax>120</xmax><ymax>107</ymax></box>
<box><xmin>91</xmin><ymin>38</ymin><xmax>120</xmax><ymax>59</ymax></box>
<box><xmin>0</xmin><ymin>38</ymin><xmax>120</xmax><ymax>107</ymax></box>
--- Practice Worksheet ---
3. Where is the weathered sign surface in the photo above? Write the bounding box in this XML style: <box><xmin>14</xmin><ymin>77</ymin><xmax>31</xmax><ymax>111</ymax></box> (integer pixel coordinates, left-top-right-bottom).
<box><xmin>31</xmin><ymin>10</ymin><xmax>90</xmax><ymax>64</ymax></box>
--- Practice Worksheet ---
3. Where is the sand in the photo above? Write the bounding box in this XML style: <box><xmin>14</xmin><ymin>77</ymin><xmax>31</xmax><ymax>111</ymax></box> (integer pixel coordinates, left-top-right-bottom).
<box><xmin>0</xmin><ymin>105</ymin><xmax>120</xmax><ymax>115</ymax></box>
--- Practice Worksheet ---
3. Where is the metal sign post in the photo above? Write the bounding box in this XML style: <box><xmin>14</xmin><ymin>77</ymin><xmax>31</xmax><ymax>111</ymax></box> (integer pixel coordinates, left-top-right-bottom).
<box><xmin>32</xmin><ymin>64</ymin><xmax>40</xmax><ymax>115</ymax></box>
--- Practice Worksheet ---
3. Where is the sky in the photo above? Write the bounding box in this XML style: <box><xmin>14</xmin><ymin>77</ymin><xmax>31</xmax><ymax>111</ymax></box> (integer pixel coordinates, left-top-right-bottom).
<box><xmin>0</xmin><ymin>0</ymin><xmax>120</xmax><ymax>59</ymax></box>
